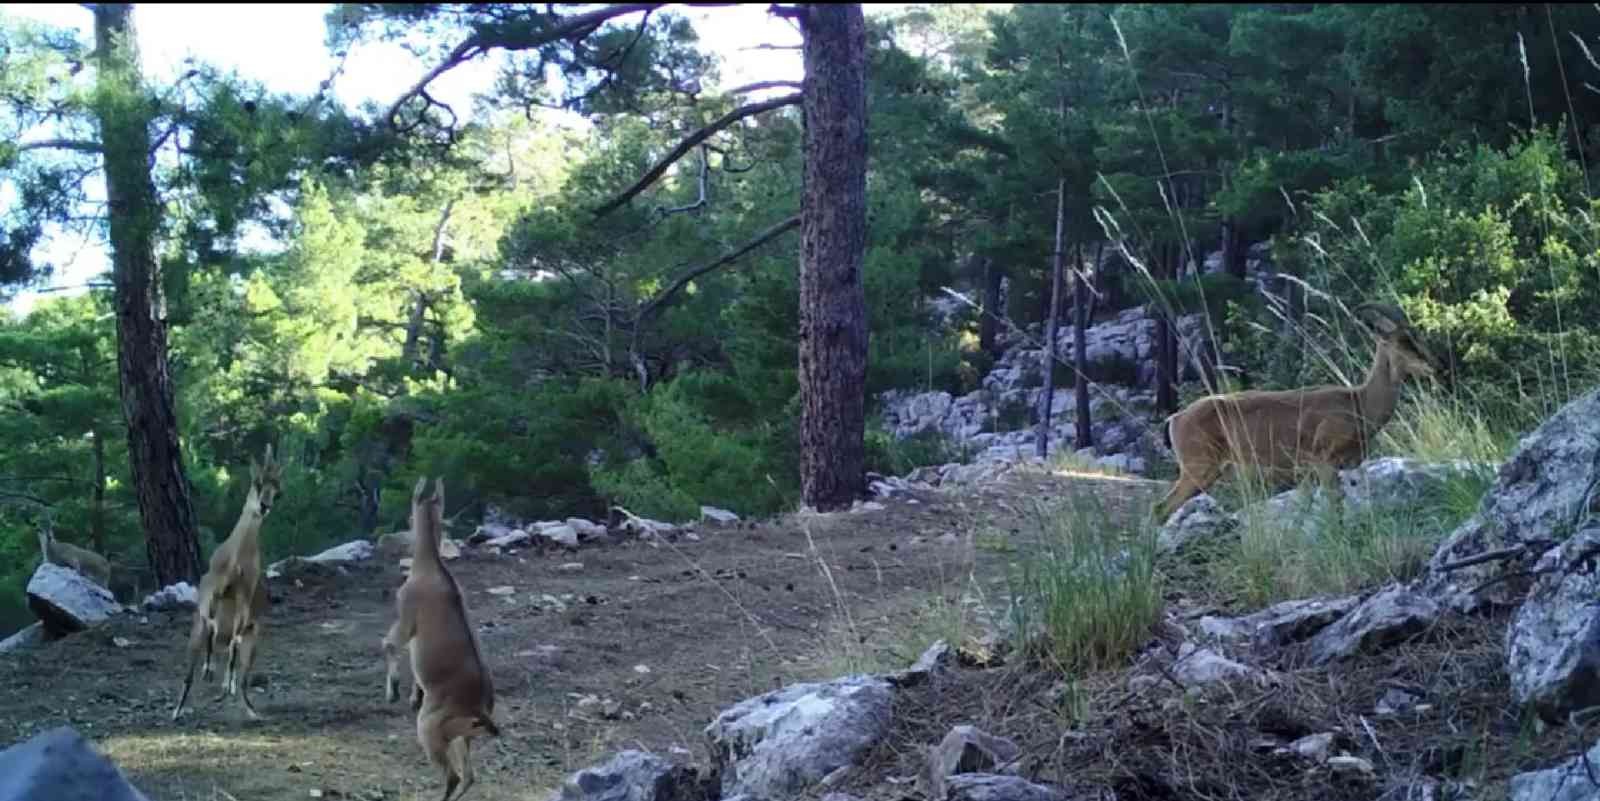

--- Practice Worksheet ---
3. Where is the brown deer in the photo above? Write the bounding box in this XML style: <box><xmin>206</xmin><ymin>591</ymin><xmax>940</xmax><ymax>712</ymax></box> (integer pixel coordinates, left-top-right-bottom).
<box><xmin>383</xmin><ymin>477</ymin><xmax>499</xmax><ymax>801</ymax></box>
<box><xmin>172</xmin><ymin>444</ymin><xmax>283</xmax><ymax>721</ymax></box>
<box><xmin>1153</xmin><ymin>303</ymin><xmax>1440</xmax><ymax>524</ymax></box>
<box><xmin>36</xmin><ymin>520</ymin><xmax>112</xmax><ymax>589</ymax></box>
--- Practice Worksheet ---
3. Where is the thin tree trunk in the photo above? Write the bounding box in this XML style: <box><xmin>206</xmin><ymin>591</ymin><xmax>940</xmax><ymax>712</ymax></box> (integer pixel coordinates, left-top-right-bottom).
<box><xmin>979</xmin><ymin>256</ymin><xmax>1001</xmax><ymax>356</ymax></box>
<box><xmin>1035</xmin><ymin>177</ymin><xmax>1067</xmax><ymax>460</ymax></box>
<box><xmin>1073</xmin><ymin>243</ymin><xmax>1092</xmax><ymax>450</ymax></box>
<box><xmin>93</xmin><ymin>4</ymin><xmax>202</xmax><ymax>586</ymax></box>
<box><xmin>90</xmin><ymin>427</ymin><xmax>106</xmax><ymax>555</ymax></box>
<box><xmin>798</xmin><ymin>3</ymin><xmax>869</xmax><ymax>511</ymax></box>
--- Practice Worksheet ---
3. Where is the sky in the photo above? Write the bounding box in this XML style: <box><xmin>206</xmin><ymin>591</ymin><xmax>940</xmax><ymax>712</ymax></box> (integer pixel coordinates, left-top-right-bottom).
<box><xmin>0</xmin><ymin>3</ymin><xmax>816</xmax><ymax>315</ymax></box>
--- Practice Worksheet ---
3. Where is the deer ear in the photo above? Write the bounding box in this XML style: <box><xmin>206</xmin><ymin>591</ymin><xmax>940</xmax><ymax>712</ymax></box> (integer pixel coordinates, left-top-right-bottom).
<box><xmin>413</xmin><ymin>476</ymin><xmax>428</xmax><ymax>501</ymax></box>
<box><xmin>263</xmin><ymin>443</ymin><xmax>274</xmax><ymax>467</ymax></box>
<box><xmin>433</xmin><ymin>478</ymin><xmax>446</xmax><ymax>509</ymax></box>
<box><xmin>249</xmin><ymin>456</ymin><xmax>260</xmax><ymax>483</ymax></box>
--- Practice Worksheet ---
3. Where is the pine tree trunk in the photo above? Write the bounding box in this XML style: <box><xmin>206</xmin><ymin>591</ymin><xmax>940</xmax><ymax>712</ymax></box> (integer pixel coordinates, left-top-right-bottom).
<box><xmin>1074</xmin><ymin>243</ymin><xmax>1092</xmax><ymax>450</ymax></box>
<box><xmin>979</xmin><ymin>256</ymin><xmax>1001</xmax><ymax>356</ymax></box>
<box><xmin>93</xmin><ymin>4</ymin><xmax>202</xmax><ymax>586</ymax></box>
<box><xmin>91</xmin><ymin>427</ymin><xmax>107</xmax><ymax>556</ymax></box>
<box><xmin>1035</xmin><ymin>178</ymin><xmax>1067</xmax><ymax>460</ymax></box>
<box><xmin>798</xmin><ymin>3</ymin><xmax>869</xmax><ymax>511</ymax></box>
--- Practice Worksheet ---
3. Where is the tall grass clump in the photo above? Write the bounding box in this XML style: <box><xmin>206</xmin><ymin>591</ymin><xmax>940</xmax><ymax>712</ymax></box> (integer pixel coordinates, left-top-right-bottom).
<box><xmin>1007</xmin><ymin>487</ymin><xmax>1163</xmax><ymax>674</ymax></box>
<box><xmin>1204</xmin><ymin>463</ymin><xmax>1494</xmax><ymax>609</ymax></box>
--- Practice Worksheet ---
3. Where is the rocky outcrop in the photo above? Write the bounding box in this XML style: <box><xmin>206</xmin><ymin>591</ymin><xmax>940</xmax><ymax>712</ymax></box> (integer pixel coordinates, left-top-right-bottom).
<box><xmin>1505</xmin><ymin>524</ymin><xmax>1600</xmax><ymax>723</ymax></box>
<box><xmin>1301</xmin><ymin>585</ymin><xmax>1440</xmax><ymax>667</ymax></box>
<box><xmin>548</xmin><ymin>750</ymin><xmax>705</xmax><ymax>801</ymax></box>
<box><xmin>1425</xmin><ymin>386</ymin><xmax>1600</xmax><ymax>613</ymax></box>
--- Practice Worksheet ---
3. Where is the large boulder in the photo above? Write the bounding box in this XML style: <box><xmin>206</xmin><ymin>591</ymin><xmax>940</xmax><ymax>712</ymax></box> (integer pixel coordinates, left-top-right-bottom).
<box><xmin>0</xmin><ymin>622</ymin><xmax>47</xmax><ymax>655</ymax></box>
<box><xmin>0</xmin><ymin>726</ymin><xmax>152</xmax><ymax>801</ymax></box>
<box><xmin>1196</xmin><ymin>595</ymin><xmax>1360</xmax><ymax>651</ymax></box>
<box><xmin>548</xmin><ymin>750</ymin><xmax>704</xmax><ymax>801</ymax></box>
<box><xmin>1506</xmin><ymin>524</ymin><xmax>1600</xmax><ymax>723</ymax></box>
<box><xmin>1426</xmin><ymin>387</ymin><xmax>1600</xmax><ymax>612</ymax></box>
<box><xmin>705</xmin><ymin>675</ymin><xmax>893</xmax><ymax>799</ymax></box>
<box><xmin>26</xmin><ymin>563</ymin><xmax>121</xmax><ymax>637</ymax></box>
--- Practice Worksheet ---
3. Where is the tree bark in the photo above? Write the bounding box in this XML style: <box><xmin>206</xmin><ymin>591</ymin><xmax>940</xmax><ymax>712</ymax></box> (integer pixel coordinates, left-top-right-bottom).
<box><xmin>93</xmin><ymin>4</ymin><xmax>202</xmax><ymax>585</ymax></box>
<box><xmin>1035</xmin><ymin>177</ymin><xmax>1067</xmax><ymax>461</ymax></box>
<box><xmin>798</xmin><ymin>3</ymin><xmax>869</xmax><ymax>511</ymax></box>
<box><xmin>1073</xmin><ymin>243</ymin><xmax>1092</xmax><ymax>450</ymax></box>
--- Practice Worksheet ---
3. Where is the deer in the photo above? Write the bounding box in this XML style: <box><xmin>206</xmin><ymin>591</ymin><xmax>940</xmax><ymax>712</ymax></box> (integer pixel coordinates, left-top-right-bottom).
<box><xmin>36</xmin><ymin>520</ymin><xmax>112</xmax><ymax>589</ymax></box>
<box><xmin>383</xmin><ymin>477</ymin><xmax>499</xmax><ymax>801</ymax></box>
<box><xmin>1152</xmin><ymin>303</ymin><xmax>1441</xmax><ymax>525</ymax></box>
<box><xmin>172</xmin><ymin>444</ymin><xmax>283</xmax><ymax>722</ymax></box>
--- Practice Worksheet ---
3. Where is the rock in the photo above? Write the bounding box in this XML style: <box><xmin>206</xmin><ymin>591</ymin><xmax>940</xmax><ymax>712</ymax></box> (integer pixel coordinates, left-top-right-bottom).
<box><xmin>700</xmin><ymin>506</ymin><xmax>740</xmax><ymax>524</ymax></box>
<box><xmin>470</xmin><ymin>522</ymin><xmax>517</xmax><ymax>545</ymax></box>
<box><xmin>705</xmin><ymin>675</ymin><xmax>893</xmax><ymax>798</ymax></box>
<box><xmin>1287</xmin><ymin>732</ymin><xmax>1335</xmax><ymax>763</ymax></box>
<box><xmin>566</xmin><ymin>519</ymin><xmax>608</xmax><ymax>540</ymax></box>
<box><xmin>888</xmin><ymin>640</ymin><xmax>952</xmax><ymax>687</ymax></box>
<box><xmin>1327</xmin><ymin>755</ymin><xmax>1376</xmax><ymax>780</ymax></box>
<box><xmin>1196</xmin><ymin>595</ymin><xmax>1361</xmax><ymax>650</ymax></box>
<box><xmin>1377</xmin><ymin>777</ymin><xmax>1476</xmax><ymax>801</ymax></box>
<box><xmin>139</xmin><ymin>581</ymin><xmax>198</xmax><ymax>612</ymax></box>
<box><xmin>1506</xmin><ymin>524</ymin><xmax>1600</xmax><ymax>723</ymax></box>
<box><xmin>539</xmin><ymin>524</ymin><xmax>581</xmax><ymax>548</ymax></box>
<box><xmin>377</xmin><ymin>530</ymin><xmax>460</xmax><ymax>560</ymax></box>
<box><xmin>486</xmin><ymin>529</ymin><xmax>533</xmax><ymax>549</ymax></box>
<box><xmin>922</xmin><ymin>726</ymin><xmax>1021</xmax><ymax>799</ymax></box>
<box><xmin>0</xmin><ymin>725</ymin><xmax>152</xmax><ymax>801</ymax></box>
<box><xmin>1375</xmin><ymin>687</ymin><xmax>1421</xmax><ymax>715</ymax></box>
<box><xmin>1095</xmin><ymin>452</ymin><xmax>1145</xmax><ymax>475</ymax></box>
<box><xmin>548</xmin><ymin>749</ymin><xmax>704</xmax><ymax>801</ymax></box>
<box><xmin>851</xmin><ymin>501</ymin><xmax>886</xmax><ymax>513</ymax></box>
<box><xmin>0</xmin><ymin>622</ymin><xmax>46</xmax><ymax>655</ymax></box>
<box><xmin>944</xmin><ymin>774</ymin><xmax>1081</xmax><ymax>801</ymax></box>
<box><xmin>1157</xmin><ymin>494</ymin><xmax>1237</xmax><ymax>554</ymax></box>
<box><xmin>1169</xmin><ymin>642</ymin><xmax>1267</xmax><ymax>688</ymax></box>
<box><xmin>1510</xmin><ymin>736</ymin><xmax>1600</xmax><ymax>800</ymax></box>
<box><xmin>1302</xmin><ymin>585</ymin><xmax>1440</xmax><ymax>666</ymax></box>
<box><xmin>26</xmin><ymin>563</ymin><xmax>120</xmax><ymax>637</ymax></box>
<box><xmin>308</xmin><ymin>539</ymin><xmax>373</xmax><ymax>563</ymax></box>
<box><xmin>266</xmin><ymin>557</ymin><xmax>340</xmax><ymax>581</ymax></box>
<box><xmin>1427</xmin><ymin>387</ymin><xmax>1600</xmax><ymax>612</ymax></box>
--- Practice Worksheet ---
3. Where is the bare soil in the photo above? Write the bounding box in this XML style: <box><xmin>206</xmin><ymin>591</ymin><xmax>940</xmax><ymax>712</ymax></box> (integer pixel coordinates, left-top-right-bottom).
<box><xmin>0</xmin><ymin>469</ymin><xmax>1163</xmax><ymax>801</ymax></box>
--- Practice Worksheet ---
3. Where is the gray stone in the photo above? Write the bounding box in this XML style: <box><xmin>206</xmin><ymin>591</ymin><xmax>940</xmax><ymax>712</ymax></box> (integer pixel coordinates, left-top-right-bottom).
<box><xmin>1170</xmin><ymin>642</ymin><xmax>1267</xmax><ymax>688</ymax></box>
<box><xmin>705</xmin><ymin>675</ymin><xmax>893</xmax><ymax>799</ymax></box>
<box><xmin>548</xmin><ymin>749</ymin><xmax>703</xmax><ymax>801</ymax></box>
<box><xmin>1427</xmin><ymin>387</ymin><xmax>1600</xmax><ymax>612</ymax></box>
<box><xmin>1157</xmin><ymin>494</ymin><xmax>1236</xmax><ymax>554</ymax></box>
<box><xmin>944</xmin><ymin>774</ymin><xmax>1088</xmax><ymax>801</ymax></box>
<box><xmin>1302</xmin><ymin>585</ymin><xmax>1440</xmax><ymax>666</ymax></box>
<box><xmin>26</xmin><ymin>563</ymin><xmax>120</xmax><ymax>637</ymax></box>
<box><xmin>1196</xmin><ymin>595</ymin><xmax>1360</xmax><ymax>650</ymax></box>
<box><xmin>1506</xmin><ymin>524</ymin><xmax>1600</xmax><ymax>723</ymax></box>
<box><xmin>539</xmin><ymin>524</ymin><xmax>581</xmax><ymax>548</ymax></box>
<box><xmin>922</xmin><ymin>725</ymin><xmax>1023</xmax><ymax>799</ymax></box>
<box><xmin>139</xmin><ymin>581</ymin><xmax>197</xmax><ymax>612</ymax></box>
<box><xmin>1510</xmin><ymin>737</ymin><xmax>1600</xmax><ymax>800</ymax></box>
<box><xmin>700</xmin><ymin>506</ymin><xmax>740</xmax><ymax>524</ymax></box>
<box><xmin>0</xmin><ymin>726</ymin><xmax>152</xmax><ymax>801</ymax></box>
<box><xmin>888</xmin><ymin>640</ymin><xmax>952</xmax><ymax>688</ymax></box>
<box><xmin>308</xmin><ymin>539</ymin><xmax>374</xmax><ymax>563</ymax></box>
<box><xmin>0</xmin><ymin>622</ymin><xmax>46</xmax><ymax>655</ymax></box>
<box><xmin>566</xmin><ymin>518</ymin><xmax>608</xmax><ymax>540</ymax></box>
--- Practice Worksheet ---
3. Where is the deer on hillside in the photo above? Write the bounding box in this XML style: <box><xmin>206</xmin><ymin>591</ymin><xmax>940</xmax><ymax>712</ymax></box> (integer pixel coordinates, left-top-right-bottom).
<box><xmin>172</xmin><ymin>444</ymin><xmax>283</xmax><ymax>721</ymax></box>
<box><xmin>36</xmin><ymin>520</ymin><xmax>112</xmax><ymax>589</ymax></box>
<box><xmin>1152</xmin><ymin>303</ymin><xmax>1441</xmax><ymax>524</ymax></box>
<box><xmin>383</xmin><ymin>477</ymin><xmax>499</xmax><ymax>801</ymax></box>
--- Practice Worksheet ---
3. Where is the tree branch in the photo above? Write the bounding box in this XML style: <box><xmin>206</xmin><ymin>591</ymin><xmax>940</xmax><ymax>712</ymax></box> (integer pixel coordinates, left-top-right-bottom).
<box><xmin>383</xmin><ymin>3</ymin><xmax>664</xmax><ymax>130</ymax></box>
<box><xmin>726</xmin><ymin>79</ymin><xmax>803</xmax><ymax>94</ymax></box>
<box><xmin>636</xmin><ymin>214</ymin><xmax>799</xmax><ymax>324</ymax></box>
<box><xmin>592</xmin><ymin>92</ymin><xmax>802</xmax><ymax>218</ymax></box>
<box><xmin>17</xmin><ymin>138</ymin><xmax>102</xmax><ymax>154</ymax></box>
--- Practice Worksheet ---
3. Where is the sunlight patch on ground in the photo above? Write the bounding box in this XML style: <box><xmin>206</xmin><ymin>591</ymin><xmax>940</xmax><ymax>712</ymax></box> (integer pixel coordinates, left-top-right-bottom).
<box><xmin>101</xmin><ymin>730</ymin><xmax>337</xmax><ymax>772</ymax></box>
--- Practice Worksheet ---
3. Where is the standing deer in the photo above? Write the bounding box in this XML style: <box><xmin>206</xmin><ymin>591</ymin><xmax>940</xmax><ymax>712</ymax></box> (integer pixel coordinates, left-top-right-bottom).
<box><xmin>1153</xmin><ymin>303</ymin><xmax>1440</xmax><ymax>524</ymax></box>
<box><xmin>383</xmin><ymin>477</ymin><xmax>499</xmax><ymax>801</ymax></box>
<box><xmin>172</xmin><ymin>444</ymin><xmax>283</xmax><ymax>721</ymax></box>
<box><xmin>36</xmin><ymin>520</ymin><xmax>112</xmax><ymax>589</ymax></box>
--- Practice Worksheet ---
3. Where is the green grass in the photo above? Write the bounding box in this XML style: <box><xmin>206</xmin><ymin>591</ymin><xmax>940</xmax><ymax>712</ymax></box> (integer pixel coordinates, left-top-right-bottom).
<box><xmin>1005</xmin><ymin>486</ymin><xmax>1164</xmax><ymax>674</ymax></box>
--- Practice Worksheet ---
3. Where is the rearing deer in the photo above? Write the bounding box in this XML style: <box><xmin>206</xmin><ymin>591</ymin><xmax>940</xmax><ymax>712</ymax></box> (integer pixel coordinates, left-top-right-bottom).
<box><xmin>383</xmin><ymin>477</ymin><xmax>499</xmax><ymax>801</ymax></box>
<box><xmin>1153</xmin><ymin>303</ymin><xmax>1440</xmax><ymax>524</ymax></box>
<box><xmin>172</xmin><ymin>444</ymin><xmax>283</xmax><ymax>721</ymax></box>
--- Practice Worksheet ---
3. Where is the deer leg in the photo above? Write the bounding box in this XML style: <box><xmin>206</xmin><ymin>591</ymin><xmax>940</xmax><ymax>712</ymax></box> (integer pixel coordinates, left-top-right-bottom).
<box><xmin>172</xmin><ymin>612</ymin><xmax>209</xmax><ymax>721</ymax></box>
<box><xmin>1153</xmin><ymin>461</ymin><xmax>1222</xmax><ymax>525</ymax></box>
<box><xmin>382</xmin><ymin>615</ymin><xmax>414</xmax><ymax>704</ymax></box>
<box><xmin>233</xmin><ymin>620</ymin><xmax>263</xmax><ymax>720</ymax></box>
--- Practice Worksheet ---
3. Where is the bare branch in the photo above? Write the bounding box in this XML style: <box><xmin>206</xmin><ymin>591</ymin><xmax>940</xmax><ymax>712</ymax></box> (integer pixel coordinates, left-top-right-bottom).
<box><xmin>725</xmin><ymin>80</ymin><xmax>803</xmax><ymax>94</ymax></box>
<box><xmin>383</xmin><ymin>3</ymin><xmax>664</xmax><ymax>130</ymax></box>
<box><xmin>655</xmin><ymin>144</ymin><xmax>711</xmax><ymax>218</ymax></box>
<box><xmin>592</xmin><ymin>92</ymin><xmax>801</xmax><ymax>218</ymax></box>
<box><xmin>637</xmin><ymin>214</ymin><xmax>799</xmax><ymax>324</ymax></box>
<box><xmin>739</xmin><ymin>43</ymin><xmax>803</xmax><ymax>52</ymax></box>
<box><xmin>17</xmin><ymin>138</ymin><xmax>102</xmax><ymax>154</ymax></box>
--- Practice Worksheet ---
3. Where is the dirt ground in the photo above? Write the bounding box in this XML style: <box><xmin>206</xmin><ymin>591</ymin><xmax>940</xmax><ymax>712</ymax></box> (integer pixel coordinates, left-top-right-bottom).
<box><xmin>0</xmin><ymin>468</ymin><xmax>1165</xmax><ymax>801</ymax></box>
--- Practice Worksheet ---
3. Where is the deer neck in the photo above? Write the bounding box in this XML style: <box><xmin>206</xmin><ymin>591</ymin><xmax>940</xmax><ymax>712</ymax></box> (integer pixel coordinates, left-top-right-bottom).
<box><xmin>230</xmin><ymin>491</ymin><xmax>267</xmax><ymax>557</ymax></box>
<box><xmin>1356</xmin><ymin>344</ymin><xmax>1402</xmax><ymax>432</ymax></box>
<box><xmin>411</xmin><ymin>510</ymin><xmax>447</xmax><ymax>572</ymax></box>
